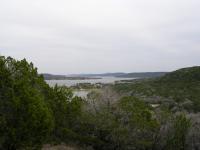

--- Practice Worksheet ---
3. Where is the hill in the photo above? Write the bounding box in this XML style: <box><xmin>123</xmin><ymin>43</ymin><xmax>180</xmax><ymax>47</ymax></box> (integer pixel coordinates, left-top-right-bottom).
<box><xmin>158</xmin><ymin>66</ymin><xmax>200</xmax><ymax>82</ymax></box>
<box><xmin>47</xmin><ymin>72</ymin><xmax>167</xmax><ymax>79</ymax></box>
<box><xmin>42</xmin><ymin>73</ymin><xmax>67</xmax><ymax>80</ymax></box>
<box><xmin>114</xmin><ymin>66</ymin><xmax>200</xmax><ymax>112</ymax></box>
<box><xmin>42</xmin><ymin>73</ymin><xmax>101</xmax><ymax>80</ymax></box>
<box><xmin>116</xmin><ymin>72</ymin><xmax>167</xmax><ymax>78</ymax></box>
<box><xmin>68</xmin><ymin>72</ymin><xmax>126</xmax><ymax>77</ymax></box>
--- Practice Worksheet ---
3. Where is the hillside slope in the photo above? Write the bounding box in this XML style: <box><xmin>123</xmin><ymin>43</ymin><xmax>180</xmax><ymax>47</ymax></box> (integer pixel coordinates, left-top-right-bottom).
<box><xmin>116</xmin><ymin>72</ymin><xmax>167</xmax><ymax>78</ymax></box>
<box><xmin>158</xmin><ymin>66</ymin><xmax>200</xmax><ymax>82</ymax></box>
<box><xmin>114</xmin><ymin>66</ymin><xmax>200</xmax><ymax>112</ymax></box>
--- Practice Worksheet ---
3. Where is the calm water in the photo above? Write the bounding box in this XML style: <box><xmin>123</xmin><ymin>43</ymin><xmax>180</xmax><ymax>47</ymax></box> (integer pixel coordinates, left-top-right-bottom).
<box><xmin>46</xmin><ymin>77</ymin><xmax>136</xmax><ymax>87</ymax></box>
<box><xmin>46</xmin><ymin>77</ymin><xmax>136</xmax><ymax>98</ymax></box>
<box><xmin>73</xmin><ymin>90</ymin><xmax>89</xmax><ymax>98</ymax></box>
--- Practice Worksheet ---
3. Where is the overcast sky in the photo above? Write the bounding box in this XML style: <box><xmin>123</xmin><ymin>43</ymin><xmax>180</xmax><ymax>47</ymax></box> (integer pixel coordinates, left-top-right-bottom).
<box><xmin>0</xmin><ymin>0</ymin><xmax>200</xmax><ymax>74</ymax></box>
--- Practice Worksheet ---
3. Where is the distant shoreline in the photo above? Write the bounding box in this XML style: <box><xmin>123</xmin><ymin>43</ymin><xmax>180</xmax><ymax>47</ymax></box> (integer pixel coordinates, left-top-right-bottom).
<box><xmin>45</xmin><ymin>77</ymin><xmax>102</xmax><ymax>80</ymax></box>
<box><xmin>42</xmin><ymin>72</ymin><xmax>167</xmax><ymax>80</ymax></box>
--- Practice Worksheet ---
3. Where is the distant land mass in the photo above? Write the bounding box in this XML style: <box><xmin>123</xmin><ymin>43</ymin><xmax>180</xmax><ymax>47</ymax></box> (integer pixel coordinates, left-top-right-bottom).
<box><xmin>42</xmin><ymin>73</ymin><xmax>101</xmax><ymax>80</ymax></box>
<box><xmin>42</xmin><ymin>72</ymin><xmax>168</xmax><ymax>80</ymax></box>
<box><xmin>69</xmin><ymin>72</ymin><xmax>126</xmax><ymax>77</ymax></box>
<box><xmin>115</xmin><ymin>72</ymin><xmax>167</xmax><ymax>78</ymax></box>
<box><xmin>42</xmin><ymin>73</ymin><xmax>66</xmax><ymax>80</ymax></box>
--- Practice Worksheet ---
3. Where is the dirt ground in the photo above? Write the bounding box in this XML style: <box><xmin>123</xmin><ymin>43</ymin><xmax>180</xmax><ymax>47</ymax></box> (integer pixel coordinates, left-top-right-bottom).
<box><xmin>42</xmin><ymin>144</ymin><xmax>81</xmax><ymax>150</ymax></box>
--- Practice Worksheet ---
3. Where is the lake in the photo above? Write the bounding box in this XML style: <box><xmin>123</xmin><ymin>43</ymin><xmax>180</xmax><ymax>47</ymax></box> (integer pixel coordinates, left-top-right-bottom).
<box><xmin>46</xmin><ymin>77</ymin><xmax>136</xmax><ymax>98</ymax></box>
<box><xmin>73</xmin><ymin>90</ymin><xmax>90</xmax><ymax>98</ymax></box>
<box><xmin>46</xmin><ymin>76</ymin><xmax>136</xmax><ymax>87</ymax></box>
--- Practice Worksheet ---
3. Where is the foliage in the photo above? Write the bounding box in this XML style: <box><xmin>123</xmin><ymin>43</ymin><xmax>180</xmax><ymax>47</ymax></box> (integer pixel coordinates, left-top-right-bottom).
<box><xmin>79</xmin><ymin>96</ymin><xmax>161</xmax><ymax>150</ymax></box>
<box><xmin>165</xmin><ymin>114</ymin><xmax>191</xmax><ymax>150</ymax></box>
<box><xmin>47</xmin><ymin>85</ymin><xmax>84</xmax><ymax>143</ymax></box>
<box><xmin>0</xmin><ymin>56</ymin><xmax>196</xmax><ymax>150</ymax></box>
<box><xmin>113</xmin><ymin>66</ymin><xmax>200</xmax><ymax>112</ymax></box>
<box><xmin>0</xmin><ymin>56</ymin><xmax>54</xmax><ymax>149</ymax></box>
<box><xmin>0</xmin><ymin>56</ymin><xmax>84</xmax><ymax>149</ymax></box>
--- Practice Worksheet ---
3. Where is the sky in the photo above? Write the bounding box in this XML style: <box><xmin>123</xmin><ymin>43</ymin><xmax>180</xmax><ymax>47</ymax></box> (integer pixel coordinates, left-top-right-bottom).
<box><xmin>0</xmin><ymin>0</ymin><xmax>200</xmax><ymax>74</ymax></box>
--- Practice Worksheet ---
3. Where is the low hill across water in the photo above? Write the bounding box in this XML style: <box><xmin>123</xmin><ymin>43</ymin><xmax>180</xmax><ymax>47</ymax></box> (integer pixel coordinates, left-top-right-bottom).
<box><xmin>42</xmin><ymin>73</ymin><xmax>101</xmax><ymax>80</ymax></box>
<box><xmin>42</xmin><ymin>73</ymin><xmax>67</xmax><ymax>80</ymax></box>
<box><xmin>116</xmin><ymin>72</ymin><xmax>167</xmax><ymax>78</ymax></box>
<box><xmin>44</xmin><ymin>72</ymin><xmax>168</xmax><ymax>80</ymax></box>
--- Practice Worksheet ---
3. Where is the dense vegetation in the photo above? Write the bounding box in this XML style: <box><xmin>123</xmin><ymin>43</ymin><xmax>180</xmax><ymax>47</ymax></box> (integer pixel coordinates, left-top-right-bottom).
<box><xmin>116</xmin><ymin>72</ymin><xmax>167</xmax><ymax>78</ymax></box>
<box><xmin>114</xmin><ymin>66</ymin><xmax>200</xmax><ymax>112</ymax></box>
<box><xmin>0</xmin><ymin>56</ymin><xmax>199</xmax><ymax>150</ymax></box>
<box><xmin>0</xmin><ymin>56</ymin><xmax>83</xmax><ymax>149</ymax></box>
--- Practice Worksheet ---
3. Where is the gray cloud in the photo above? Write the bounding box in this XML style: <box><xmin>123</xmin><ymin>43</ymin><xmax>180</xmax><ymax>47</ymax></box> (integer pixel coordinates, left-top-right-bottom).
<box><xmin>0</xmin><ymin>0</ymin><xmax>200</xmax><ymax>74</ymax></box>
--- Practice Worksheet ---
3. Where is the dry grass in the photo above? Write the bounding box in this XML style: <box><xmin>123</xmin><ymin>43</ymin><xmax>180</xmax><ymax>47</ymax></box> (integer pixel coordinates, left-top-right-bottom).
<box><xmin>42</xmin><ymin>144</ymin><xmax>81</xmax><ymax>150</ymax></box>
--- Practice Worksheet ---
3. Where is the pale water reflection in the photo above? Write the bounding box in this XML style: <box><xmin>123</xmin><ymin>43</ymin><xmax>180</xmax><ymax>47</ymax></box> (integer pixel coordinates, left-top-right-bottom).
<box><xmin>46</xmin><ymin>77</ymin><xmax>136</xmax><ymax>87</ymax></box>
<box><xmin>46</xmin><ymin>77</ymin><xmax>136</xmax><ymax>98</ymax></box>
<box><xmin>73</xmin><ymin>90</ymin><xmax>89</xmax><ymax>98</ymax></box>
